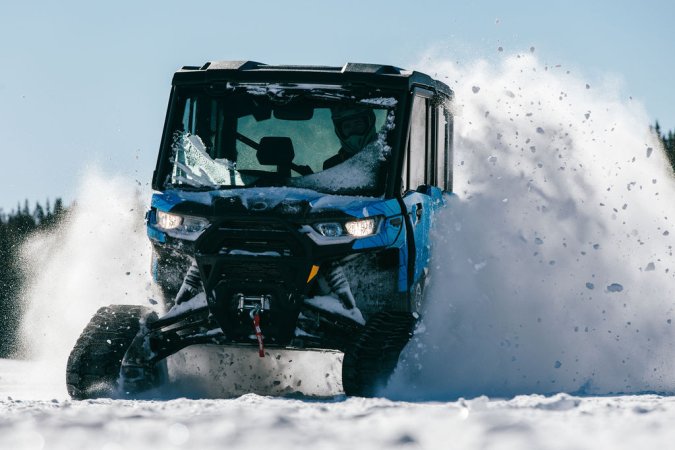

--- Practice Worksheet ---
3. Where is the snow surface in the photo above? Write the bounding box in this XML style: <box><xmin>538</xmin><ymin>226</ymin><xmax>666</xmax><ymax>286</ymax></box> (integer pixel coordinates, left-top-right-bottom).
<box><xmin>2</xmin><ymin>359</ymin><xmax>675</xmax><ymax>450</ymax></box>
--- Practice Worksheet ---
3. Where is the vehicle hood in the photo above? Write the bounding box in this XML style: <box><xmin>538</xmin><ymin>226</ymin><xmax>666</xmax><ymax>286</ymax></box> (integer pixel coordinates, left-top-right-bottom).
<box><xmin>152</xmin><ymin>187</ymin><xmax>394</xmax><ymax>220</ymax></box>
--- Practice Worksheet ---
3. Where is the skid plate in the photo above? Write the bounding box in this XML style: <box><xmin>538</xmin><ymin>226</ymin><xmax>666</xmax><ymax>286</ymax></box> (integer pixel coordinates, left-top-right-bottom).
<box><xmin>165</xmin><ymin>344</ymin><xmax>343</xmax><ymax>398</ymax></box>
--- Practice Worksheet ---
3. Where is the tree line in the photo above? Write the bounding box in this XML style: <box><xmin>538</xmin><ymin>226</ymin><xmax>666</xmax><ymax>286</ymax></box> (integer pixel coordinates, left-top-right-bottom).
<box><xmin>654</xmin><ymin>121</ymin><xmax>675</xmax><ymax>169</ymax></box>
<box><xmin>0</xmin><ymin>199</ymin><xmax>67</xmax><ymax>357</ymax></box>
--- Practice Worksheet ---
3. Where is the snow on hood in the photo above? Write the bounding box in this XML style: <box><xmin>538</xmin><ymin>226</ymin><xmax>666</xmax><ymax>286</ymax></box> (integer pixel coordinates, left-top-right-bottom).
<box><xmin>158</xmin><ymin>186</ymin><xmax>386</xmax><ymax>215</ymax></box>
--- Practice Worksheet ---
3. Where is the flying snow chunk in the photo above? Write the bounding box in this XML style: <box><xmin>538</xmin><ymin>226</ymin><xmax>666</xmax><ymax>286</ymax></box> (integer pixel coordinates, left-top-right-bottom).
<box><xmin>536</xmin><ymin>127</ymin><xmax>545</xmax><ymax>134</ymax></box>
<box><xmin>647</xmin><ymin>147</ymin><xmax>653</xmax><ymax>158</ymax></box>
<box><xmin>473</xmin><ymin>261</ymin><xmax>487</xmax><ymax>271</ymax></box>
<box><xmin>534</xmin><ymin>395</ymin><xmax>581</xmax><ymax>411</ymax></box>
<box><xmin>472</xmin><ymin>86</ymin><xmax>481</xmax><ymax>94</ymax></box>
<box><xmin>645</xmin><ymin>262</ymin><xmax>655</xmax><ymax>271</ymax></box>
<box><xmin>607</xmin><ymin>283</ymin><xmax>624</xmax><ymax>293</ymax></box>
<box><xmin>586</xmin><ymin>282</ymin><xmax>595</xmax><ymax>290</ymax></box>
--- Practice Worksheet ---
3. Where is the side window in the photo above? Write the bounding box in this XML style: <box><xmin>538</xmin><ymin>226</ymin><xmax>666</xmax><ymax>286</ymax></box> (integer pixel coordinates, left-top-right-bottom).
<box><xmin>436</xmin><ymin>106</ymin><xmax>452</xmax><ymax>190</ymax></box>
<box><xmin>433</xmin><ymin>106</ymin><xmax>445</xmax><ymax>189</ymax></box>
<box><xmin>426</xmin><ymin>101</ymin><xmax>436</xmax><ymax>187</ymax></box>
<box><xmin>403</xmin><ymin>92</ymin><xmax>443</xmax><ymax>193</ymax></box>
<box><xmin>443</xmin><ymin>108</ymin><xmax>453</xmax><ymax>191</ymax></box>
<box><xmin>408</xmin><ymin>96</ymin><xmax>427</xmax><ymax>191</ymax></box>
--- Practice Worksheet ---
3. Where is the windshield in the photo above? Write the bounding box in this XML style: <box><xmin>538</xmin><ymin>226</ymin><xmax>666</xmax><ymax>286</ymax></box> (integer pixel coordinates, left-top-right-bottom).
<box><xmin>163</xmin><ymin>84</ymin><xmax>398</xmax><ymax>196</ymax></box>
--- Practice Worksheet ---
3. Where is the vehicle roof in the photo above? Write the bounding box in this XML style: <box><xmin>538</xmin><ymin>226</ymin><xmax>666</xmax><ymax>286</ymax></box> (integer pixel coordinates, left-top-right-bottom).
<box><xmin>172</xmin><ymin>61</ymin><xmax>453</xmax><ymax>98</ymax></box>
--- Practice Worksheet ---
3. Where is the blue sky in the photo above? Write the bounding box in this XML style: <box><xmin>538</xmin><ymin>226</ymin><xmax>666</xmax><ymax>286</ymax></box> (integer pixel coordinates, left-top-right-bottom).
<box><xmin>1</xmin><ymin>0</ymin><xmax>673</xmax><ymax>212</ymax></box>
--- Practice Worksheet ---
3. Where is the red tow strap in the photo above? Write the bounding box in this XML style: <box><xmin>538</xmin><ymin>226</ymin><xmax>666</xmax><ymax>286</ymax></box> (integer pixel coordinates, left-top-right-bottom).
<box><xmin>252</xmin><ymin>312</ymin><xmax>265</xmax><ymax>357</ymax></box>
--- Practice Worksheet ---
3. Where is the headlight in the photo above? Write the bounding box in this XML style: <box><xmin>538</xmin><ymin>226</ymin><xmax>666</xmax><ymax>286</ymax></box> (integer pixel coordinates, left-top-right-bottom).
<box><xmin>314</xmin><ymin>222</ymin><xmax>344</xmax><ymax>238</ymax></box>
<box><xmin>345</xmin><ymin>218</ymin><xmax>377</xmax><ymax>237</ymax></box>
<box><xmin>156</xmin><ymin>210</ymin><xmax>210</xmax><ymax>234</ymax></box>
<box><xmin>313</xmin><ymin>217</ymin><xmax>379</xmax><ymax>238</ymax></box>
<box><xmin>156</xmin><ymin>210</ymin><xmax>183</xmax><ymax>230</ymax></box>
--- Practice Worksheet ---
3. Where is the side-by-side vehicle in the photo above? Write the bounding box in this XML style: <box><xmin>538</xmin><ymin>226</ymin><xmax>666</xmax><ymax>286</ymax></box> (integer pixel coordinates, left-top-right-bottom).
<box><xmin>66</xmin><ymin>61</ymin><xmax>454</xmax><ymax>398</ymax></box>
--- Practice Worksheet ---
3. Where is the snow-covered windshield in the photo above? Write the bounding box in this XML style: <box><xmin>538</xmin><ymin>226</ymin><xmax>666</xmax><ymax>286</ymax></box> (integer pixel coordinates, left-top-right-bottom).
<box><xmin>165</xmin><ymin>85</ymin><xmax>397</xmax><ymax>196</ymax></box>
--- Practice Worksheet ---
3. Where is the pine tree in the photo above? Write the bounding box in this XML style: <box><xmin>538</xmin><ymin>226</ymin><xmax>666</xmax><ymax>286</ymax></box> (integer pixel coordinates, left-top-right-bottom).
<box><xmin>653</xmin><ymin>121</ymin><xmax>675</xmax><ymax>171</ymax></box>
<box><xmin>33</xmin><ymin>202</ymin><xmax>45</xmax><ymax>226</ymax></box>
<box><xmin>0</xmin><ymin>208</ymin><xmax>28</xmax><ymax>355</ymax></box>
<box><xmin>0</xmin><ymin>198</ymin><xmax>69</xmax><ymax>356</ymax></box>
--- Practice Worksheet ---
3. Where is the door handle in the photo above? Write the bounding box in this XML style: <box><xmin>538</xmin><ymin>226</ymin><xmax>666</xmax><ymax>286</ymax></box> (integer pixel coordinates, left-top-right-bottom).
<box><xmin>415</xmin><ymin>203</ymin><xmax>423</xmax><ymax>220</ymax></box>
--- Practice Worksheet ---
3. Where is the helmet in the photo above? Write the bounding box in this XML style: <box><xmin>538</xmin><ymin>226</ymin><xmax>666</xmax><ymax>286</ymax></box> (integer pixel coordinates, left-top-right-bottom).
<box><xmin>331</xmin><ymin>106</ymin><xmax>377</xmax><ymax>154</ymax></box>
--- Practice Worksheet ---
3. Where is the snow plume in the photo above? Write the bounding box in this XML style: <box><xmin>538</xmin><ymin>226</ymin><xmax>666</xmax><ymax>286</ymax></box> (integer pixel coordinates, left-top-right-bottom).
<box><xmin>389</xmin><ymin>53</ymin><xmax>675</xmax><ymax>399</ymax></box>
<box><xmin>17</xmin><ymin>168</ymin><xmax>154</xmax><ymax>397</ymax></box>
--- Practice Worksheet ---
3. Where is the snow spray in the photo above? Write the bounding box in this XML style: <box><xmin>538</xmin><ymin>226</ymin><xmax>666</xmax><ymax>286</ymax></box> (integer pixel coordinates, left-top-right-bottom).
<box><xmin>14</xmin><ymin>169</ymin><xmax>341</xmax><ymax>399</ymax></box>
<box><xmin>15</xmin><ymin>54</ymin><xmax>675</xmax><ymax>400</ymax></box>
<box><xmin>17</xmin><ymin>168</ymin><xmax>154</xmax><ymax>396</ymax></box>
<box><xmin>388</xmin><ymin>53</ymin><xmax>675</xmax><ymax>399</ymax></box>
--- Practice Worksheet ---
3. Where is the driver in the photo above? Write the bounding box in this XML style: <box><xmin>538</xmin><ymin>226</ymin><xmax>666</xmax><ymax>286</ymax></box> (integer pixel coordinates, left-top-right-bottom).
<box><xmin>323</xmin><ymin>106</ymin><xmax>377</xmax><ymax>170</ymax></box>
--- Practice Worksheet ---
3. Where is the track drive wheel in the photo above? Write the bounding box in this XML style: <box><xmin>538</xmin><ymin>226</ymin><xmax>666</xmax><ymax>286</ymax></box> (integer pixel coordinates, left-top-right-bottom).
<box><xmin>66</xmin><ymin>305</ymin><xmax>160</xmax><ymax>399</ymax></box>
<box><xmin>341</xmin><ymin>312</ymin><xmax>417</xmax><ymax>397</ymax></box>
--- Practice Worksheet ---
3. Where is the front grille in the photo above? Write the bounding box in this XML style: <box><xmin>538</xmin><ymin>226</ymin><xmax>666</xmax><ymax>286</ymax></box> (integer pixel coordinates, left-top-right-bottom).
<box><xmin>198</xmin><ymin>218</ymin><xmax>306</xmax><ymax>258</ymax></box>
<box><xmin>216</xmin><ymin>261</ymin><xmax>286</xmax><ymax>282</ymax></box>
<box><xmin>195</xmin><ymin>216</ymin><xmax>313</xmax><ymax>299</ymax></box>
<box><xmin>215</xmin><ymin>220</ymin><xmax>288</xmax><ymax>232</ymax></box>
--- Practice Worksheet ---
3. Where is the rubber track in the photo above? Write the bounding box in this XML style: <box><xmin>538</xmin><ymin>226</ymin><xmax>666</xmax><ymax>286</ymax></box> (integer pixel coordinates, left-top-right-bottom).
<box><xmin>342</xmin><ymin>312</ymin><xmax>416</xmax><ymax>397</ymax></box>
<box><xmin>66</xmin><ymin>305</ymin><xmax>156</xmax><ymax>399</ymax></box>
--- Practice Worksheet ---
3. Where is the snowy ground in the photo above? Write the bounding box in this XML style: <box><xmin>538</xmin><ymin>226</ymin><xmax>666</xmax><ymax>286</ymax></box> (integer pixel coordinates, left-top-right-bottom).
<box><xmin>1</xmin><ymin>359</ymin><xmax>674</xmax><ymax>450</ymax></box>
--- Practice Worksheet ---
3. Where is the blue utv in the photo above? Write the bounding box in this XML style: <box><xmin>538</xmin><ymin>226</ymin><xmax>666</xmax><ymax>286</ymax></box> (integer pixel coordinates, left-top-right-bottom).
<box><xmin>66</xmin><ymin>61</ymin><xmax>454</xmax><ymax>398</ymax></box>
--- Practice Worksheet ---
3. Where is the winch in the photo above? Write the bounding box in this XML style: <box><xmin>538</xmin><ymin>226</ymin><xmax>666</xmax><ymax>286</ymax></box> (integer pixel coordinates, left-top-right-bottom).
<box><xmin>235</xmin><ymin>293</ymin><xmax>272</xmax><ymax>312</ymax></box>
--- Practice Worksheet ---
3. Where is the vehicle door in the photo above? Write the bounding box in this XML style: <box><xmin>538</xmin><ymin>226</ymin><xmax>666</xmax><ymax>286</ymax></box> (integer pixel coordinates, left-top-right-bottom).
<box><xmin>401</xmin><ymin>91</ymin><xmax>451</xmax><ymax>307</ymax></box>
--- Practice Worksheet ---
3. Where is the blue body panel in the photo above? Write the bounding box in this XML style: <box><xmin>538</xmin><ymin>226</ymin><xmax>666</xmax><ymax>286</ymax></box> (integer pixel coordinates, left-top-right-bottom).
<box><xmin>147</xmin><ymin>187</ymin><xmax>444</xmax><ymax>301</ymax></box>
